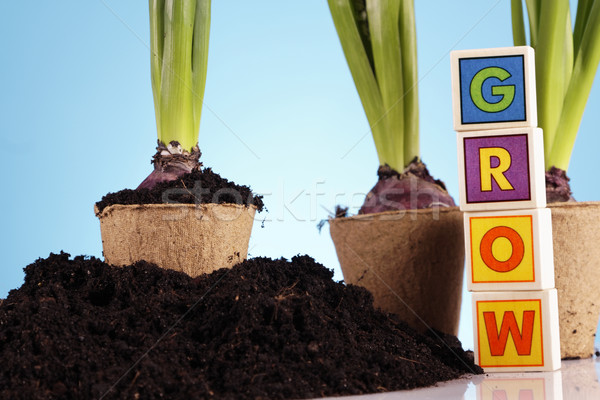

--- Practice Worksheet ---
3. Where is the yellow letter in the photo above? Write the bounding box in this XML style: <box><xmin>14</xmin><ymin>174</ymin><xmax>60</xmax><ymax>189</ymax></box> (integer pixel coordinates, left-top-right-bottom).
<box><xmin>479</xmin><ymin>147</ymin><xmax>514</xmax><ymax>191</ymax></box>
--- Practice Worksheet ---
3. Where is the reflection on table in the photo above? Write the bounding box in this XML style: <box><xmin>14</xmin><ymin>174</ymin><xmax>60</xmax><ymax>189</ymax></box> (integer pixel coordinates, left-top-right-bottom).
<box><xmin>317</xmin><ymin>358</ymin><xmax>600</xmax><ymax>399</ymax></box>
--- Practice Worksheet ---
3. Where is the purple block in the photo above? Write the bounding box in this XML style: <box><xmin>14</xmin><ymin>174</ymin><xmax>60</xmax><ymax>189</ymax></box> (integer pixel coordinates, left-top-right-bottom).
<box><xmin>463</xmin><ymin>134</ymin><xmax>530</xmax><ymax>203</ymax></box>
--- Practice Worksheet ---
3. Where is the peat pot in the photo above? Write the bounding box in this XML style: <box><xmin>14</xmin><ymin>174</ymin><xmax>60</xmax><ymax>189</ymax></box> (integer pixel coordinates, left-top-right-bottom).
<box><xmin>330</xmin><ymin>207</ymin><xmax>465</xmax><ymax>336</ymax></box>
<box><xmin>95</xmin><ymin>203</ymin><xmax>256</xmax><ymax>277</ymax></box>
<box><xmin>550</xmin><ymin>201</ymin><xmax>600</xmax><ymax>359</ymax></box>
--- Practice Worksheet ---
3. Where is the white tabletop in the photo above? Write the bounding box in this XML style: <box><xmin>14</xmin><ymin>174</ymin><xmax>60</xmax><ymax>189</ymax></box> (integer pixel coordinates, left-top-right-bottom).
<box><xmin>317</xmin><ymin>358</ymin><xmax>600</xmax><ymax>400</ymax></box>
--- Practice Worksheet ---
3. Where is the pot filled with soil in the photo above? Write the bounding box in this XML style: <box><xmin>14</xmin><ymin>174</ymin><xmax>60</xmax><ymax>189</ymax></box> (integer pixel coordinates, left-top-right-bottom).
<box><xmin>327</xmin><ymin>4</ymin><xmax>465</xmax><ymax>336</ymax></box>
<box><xmin>94</xmin><ymin>4</ymin><xmax>264</xmax><ymax>277</ymax></box>
<box><xmin>330</xmin><ymin>162</ymin><xmax>465</xmax><ymax>336</ymax></box>
<box><xmin>95</xmin><ymin>157</ymin><xmax>264</xmax><ymax>277</ymax></box>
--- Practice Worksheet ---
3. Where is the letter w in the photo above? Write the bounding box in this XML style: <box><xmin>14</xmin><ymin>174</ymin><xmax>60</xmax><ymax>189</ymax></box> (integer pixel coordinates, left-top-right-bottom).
<box><xmin>492</xmin><ymin>389</ymin><xmax>534</xmax><ymax>400</ymax></box>
<box><xmin>483</xmin><ymin>310</ymin><xmax>535</xmax><ymax>356</ymax></box>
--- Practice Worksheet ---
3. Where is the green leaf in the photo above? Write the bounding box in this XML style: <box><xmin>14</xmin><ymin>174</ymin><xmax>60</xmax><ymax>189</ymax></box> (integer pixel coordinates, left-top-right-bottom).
<box><xmin>524</xmin><ymin>0</ymin><xmax>540</xmax><ymax>47</ymax></box>
<box><xmin>149</xmin><ymin>0</ymin><xmax>165</xmax><ymax>137</ymax></box>
<box><xmin>511</xmin><ymin>0</ymin><xmax>527</xmax><ymax>46</ymax></box>
<box><xmin>573</xmin><ymin>0</ymin><xmax>594</xmax><ymax>58</ymax></box>
<box><xmin>400</xmin><ymin>0</ymin><xmax>419</xmax><ymax>165</ymax></box>
<box><xmin>549</xmin><ymin>0</ymin><xmax>600</xmax><ymax>170</ymax></box>
<box><xmin>328</xmin><ymin>0</ymin><xmax>387</xmax><ymax>165</ymax></box>
<box><xmin>159</xmin><ymin>0</ymin><xmax>196</xmax><ymax>150</ymax></box>
<box><xmin>350</xmin><ymin>0</ymin><xmax>375</xmax><ymax>74</ymax></box>
<box><xmin>366</xmin><ymin>0</ymin><xmax>404</xmax><ymax>170</ymax></box>
<box><xmin>192</xmin><ymin>0</ymin><xmax>211</xmax><ymax>138</ymax></box>
<box><xmin>563</xmin><ymin>7</ymin><xmax>574</xmax><ymax>99</ymax></box>
<box><xmin>535</xmin><ymin>0</ymin><xmax>569</xmax><ymax>165</ymax></box>
<box><xmin>328</xmin><ymin>0</ymin><xmax>419</xmax><ymax>171</ymax></box>
<box><xmin>149</xmin><ymin>0</ymin><xmax>211</xmax><ymax>152</ymax></box>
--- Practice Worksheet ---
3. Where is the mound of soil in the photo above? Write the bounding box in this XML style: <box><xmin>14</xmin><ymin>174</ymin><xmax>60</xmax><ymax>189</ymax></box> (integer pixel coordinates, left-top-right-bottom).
<box><xmin>96</xmin><ymin>168</ymin><xmax>264</xmax><ymax>214</ymax></box>
<box><xmin>0</xmin><ymin>253</ymin><xmax>481</xmax><ymax>399</ymax></box>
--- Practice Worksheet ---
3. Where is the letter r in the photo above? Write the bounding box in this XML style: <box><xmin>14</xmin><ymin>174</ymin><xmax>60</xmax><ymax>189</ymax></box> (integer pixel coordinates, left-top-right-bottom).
<box><xmin>480</xmin><ymin>147</ymin><xmax>514</xmax><ymax>192</ymax></box>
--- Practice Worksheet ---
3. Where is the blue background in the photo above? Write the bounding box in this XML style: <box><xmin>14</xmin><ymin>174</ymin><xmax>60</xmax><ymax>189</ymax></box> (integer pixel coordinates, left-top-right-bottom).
<box><xmin>1</xmin><ymin>1</ymin><xmax>598</xmax><ymax>352</ymax></box>
<box><xmin>460</xmin><ymin>55</ymin><xmax>526</xmax><ymax>124</ymax></box>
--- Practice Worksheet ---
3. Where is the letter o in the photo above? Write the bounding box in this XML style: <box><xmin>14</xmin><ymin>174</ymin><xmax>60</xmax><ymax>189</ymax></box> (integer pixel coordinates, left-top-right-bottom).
<box><xmin>479</xmin><ymin>226</ymin><xmax>524</xmax><ymax>272</ymax></box>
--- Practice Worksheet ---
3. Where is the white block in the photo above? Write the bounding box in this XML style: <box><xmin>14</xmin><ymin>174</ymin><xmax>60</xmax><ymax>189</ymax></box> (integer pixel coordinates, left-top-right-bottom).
<box><xmin>472</xmin><ymin>289</ymin><xmax>561</xmax><ymax>372</ymax></box>
<box><xmin>457</xmin><ymin>127</ymin><xmax>546</xmax><ymax>212</ymax></box>
<box><xmin>465</xmin><ymin>208</ymin><xmax>554</xmax><ymax>291</ymax></box>
<box><xmin>451</xmin><ymin>46</ymin><xmax>537</xmax><ymax>131</ymax></box>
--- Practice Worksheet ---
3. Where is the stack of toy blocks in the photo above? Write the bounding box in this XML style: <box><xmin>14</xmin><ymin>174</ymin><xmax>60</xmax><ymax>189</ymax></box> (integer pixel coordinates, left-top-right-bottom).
<box><xmin>450</xmin><ymin>46</ymin><xmax>560</xmax><ymax>372</ymax></box>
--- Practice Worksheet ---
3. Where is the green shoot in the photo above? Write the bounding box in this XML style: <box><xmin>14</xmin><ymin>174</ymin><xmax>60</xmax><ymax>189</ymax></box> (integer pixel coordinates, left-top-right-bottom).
<box><xmin>149</xmin><ymin>0</ymin><xmax>211</xmax><ymax>152</ymax></box>
<box><xmin>328</xmin><ymin>0</ymin><xmax>419</xmax><ymax>172</ymax></box>
<box><xmin>511</xmin><ymin>0</ymin><xmax>600</xmax><ymax>170</ymax></box>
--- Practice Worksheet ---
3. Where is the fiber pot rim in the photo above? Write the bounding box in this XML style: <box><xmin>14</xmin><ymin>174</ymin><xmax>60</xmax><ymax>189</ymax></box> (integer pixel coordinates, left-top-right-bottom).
<box><xmin>329</xmin><ymin>205</ymin><xmax>461</xmax><ymax>224</ymax></box>
<box><xmin>329</xmin><ymin>201</ymin><xmax>600</xmax><ymax>225</ymax></box>
<box><xmin>94</xmin><ymin>202</ymin><xmax>257</xmax><ymax>218</ymax></box>
<box><xmin>547</xmin><ymin>200</ymin><xmax>600</xmax><ymax>210</ymax></box>
<box><xmin>95</xmin><ymin>202</ymin><xmax>257</xmax><ymax>277</ymax></box>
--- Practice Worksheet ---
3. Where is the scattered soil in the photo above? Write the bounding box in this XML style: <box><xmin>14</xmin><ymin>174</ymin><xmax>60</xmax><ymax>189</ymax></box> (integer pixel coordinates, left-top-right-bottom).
<box><xmin>335</xmin><ymin>205</ymin><xmax>349</xmax><ymax>218</ymax></box>
<box><xmin>359</xmin><ymin>159</ymin><xmax>456</xmax><ymax>215</ymax></box>
<box><xmin>96</xmin><ymin>168</ymin><xmax>264</xmax><ymax>214</ymax></box>
<box><xmin>0</xmin><ymin>253</ymin><xmax>481</xmax><ymax>399</ymax></box>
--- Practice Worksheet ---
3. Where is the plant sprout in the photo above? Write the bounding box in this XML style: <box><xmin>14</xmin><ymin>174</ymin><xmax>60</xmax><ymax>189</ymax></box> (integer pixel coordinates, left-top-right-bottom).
<box><xmin>328</xmin><ymin>0</ymin><xmax>418</xmax><ymax>173</ymax></box>
<box><xmin>511</xmin><ymin>0</ymin><xmax>600</xmax><ymax>171</ymax></box>
<box><xmin>328</xmin><ymin>0</ymin><xmax>454</xmax><ymax>214</ymax></box>
<box><xmin>139</xmin><ymin>0</ymin><xmax>211</xmax><ymax>189</ymax></box>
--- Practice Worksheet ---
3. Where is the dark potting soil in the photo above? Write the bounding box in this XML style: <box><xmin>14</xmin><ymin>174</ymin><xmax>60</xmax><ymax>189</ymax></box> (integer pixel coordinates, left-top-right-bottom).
<box><xmin>0</xmin><ymin>253</ymin><xmax>481</xmax><ymax>400</ymax></box>
<box><xmin>95</xmin><ymin>168</ymin><xmax>264</xmax><ymax>214</ymax></box>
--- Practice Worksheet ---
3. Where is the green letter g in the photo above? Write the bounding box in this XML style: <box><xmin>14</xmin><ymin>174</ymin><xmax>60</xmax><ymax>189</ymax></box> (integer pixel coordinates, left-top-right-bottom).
<box><xmin>470</xmin><ymin>67</ymin><xmax>515</xmax><ymax>113</ymax></box>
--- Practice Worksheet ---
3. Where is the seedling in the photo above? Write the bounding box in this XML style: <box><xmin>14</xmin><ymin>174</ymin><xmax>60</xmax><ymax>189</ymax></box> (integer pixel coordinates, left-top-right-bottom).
<box><xmin>328</xmin><ymin>0</ymin><xmax>454</xmax><ymax>213</ymax></box>
<box><xmin>139</xmin><ymin>0</ymin><xmax>211</xmax><ymax>189</ymax></box>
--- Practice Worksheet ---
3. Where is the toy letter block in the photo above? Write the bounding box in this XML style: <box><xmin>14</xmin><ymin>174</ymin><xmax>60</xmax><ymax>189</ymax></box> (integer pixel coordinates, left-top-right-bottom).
<box><xmin>457</xmin><ymin>128</ymin><xmax>546</xmax><ymax>211</ymax></box>
<box><xmin>475</xmin><ymin>370</ymin><xmax>563</xmax><ymax>400</ymax></box>
<box><xmin>473</xmin><ymin>290</ymin><xmax>560</xmax><ymax>372</ymax></box>
<box><xmin>465</xmin><ymin>209</ymin><xmax>554</xmax><ymax>291</ymax></box>
<box><xmin>451</xmin><ymin>46</ymin><xmax>536</xmax><ymax>131</ymax></box>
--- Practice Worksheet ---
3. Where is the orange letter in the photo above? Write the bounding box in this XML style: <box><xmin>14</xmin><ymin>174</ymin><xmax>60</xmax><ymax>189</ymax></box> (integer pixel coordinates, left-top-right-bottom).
<box><xmin>484</xmin><ymin>310</ymin><xmax>535</xmax><ymax>356</ymax></box>
<box><xmin>479</xmin><ymin>226</ymin><xmax>525</xmax><ymax>273</ymax></box>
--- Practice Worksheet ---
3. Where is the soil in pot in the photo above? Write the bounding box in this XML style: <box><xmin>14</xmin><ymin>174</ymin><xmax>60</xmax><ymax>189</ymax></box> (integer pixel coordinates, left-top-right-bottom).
<box><xmin>96</xmin><ymin>167</ymin><xmax>265</xmax><ymax>213</ymax></box>
<box><xmin>0</xmin><ymin>252</ymin><xmax>482</xmax><ymax>400</ymax></box>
